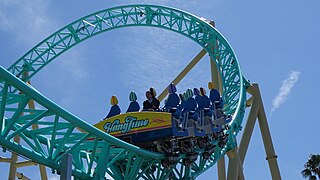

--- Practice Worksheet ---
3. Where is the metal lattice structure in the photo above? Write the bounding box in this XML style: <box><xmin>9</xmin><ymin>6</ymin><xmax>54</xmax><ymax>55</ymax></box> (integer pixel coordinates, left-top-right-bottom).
<box><xmin>0</xmin><ymin>4</ymin><xmax>248</xmax><ymax>179</ymax></box>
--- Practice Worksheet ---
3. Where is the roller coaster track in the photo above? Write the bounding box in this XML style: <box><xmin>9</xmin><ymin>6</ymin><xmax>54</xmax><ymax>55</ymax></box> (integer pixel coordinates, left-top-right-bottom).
<box><xmin>0</xmin><ymin>4</ymin><xmax>248</xmax><ymax>179</ymax></box>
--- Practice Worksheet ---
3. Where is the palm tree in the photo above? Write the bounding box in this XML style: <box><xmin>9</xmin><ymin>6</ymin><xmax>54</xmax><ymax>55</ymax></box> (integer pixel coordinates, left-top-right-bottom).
<box><xmin>302</xmin><ymin>154</ymin><xmax>320</xmax><ymax>180</ymax></box>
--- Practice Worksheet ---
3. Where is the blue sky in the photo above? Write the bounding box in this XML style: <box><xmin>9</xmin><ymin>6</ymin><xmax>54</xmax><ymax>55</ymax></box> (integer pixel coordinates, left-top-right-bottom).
<box><xmin>1</xmin><ymin>0</ymin><xmax>319</xmax><ymax>179</ymax></box>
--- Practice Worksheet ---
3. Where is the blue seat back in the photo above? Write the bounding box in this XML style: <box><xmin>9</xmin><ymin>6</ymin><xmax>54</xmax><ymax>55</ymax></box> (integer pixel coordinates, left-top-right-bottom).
<box><xmin>127</xmin><ymin>101</ymin><xmax>140</xmax><ymax>112</ymax></box>
<box><xmin>165</xmin><ymin>93</ymin><xmax>180</xmax><ymax>108</ymax></box>
<box><xmin>126</xmin><ymin>91</ymin><xmax>140</xmax><ymax>112</ymax></box>
<box><xmin>197</xmin><ymin>87</ymin><xmax>211</xmax><ymax>109</ymax></box>
<box><xmin>165</xmin><ymin>83</ymin><xmax>180</xmax><ymax>109</ymax></box>
<box><xmin>106</xmin><ymin>105</ymin><xmax>121</xmax><ymax>118</ymax></box>
<box><xmin>184</xmin><ymin>89</ymin><xmax>197</xmax><ymax>112</ymax></box>
<box><xmin>216</xmin><ymin>97</ymin><xmax>224</xmax><ymax>109</ymax></box>
<box><xmin>184</xmin><ymin>98</ymin><xmax>197</xmax><ymax>111</ymax></box>
<box><xmin>105</xmin><ymin>95</ymin><xmax>121</xmax><ymax>118</ymax></box>
<box><xmin>197</xmin><ymin>96</ymin><xmax>211</xmax><ymax>109</ymax></box>
<box><xmin>209</xmin><ymin>88</ymin><xmax>221</xmax><ymax>104</ymax></box>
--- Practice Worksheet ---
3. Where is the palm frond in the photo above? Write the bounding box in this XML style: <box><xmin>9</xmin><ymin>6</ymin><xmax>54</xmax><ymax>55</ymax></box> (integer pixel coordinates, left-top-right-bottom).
<box><xmin>302</xmin><ymin>169</ymin><xmax>312</xmax><ymax>178</ymax></box>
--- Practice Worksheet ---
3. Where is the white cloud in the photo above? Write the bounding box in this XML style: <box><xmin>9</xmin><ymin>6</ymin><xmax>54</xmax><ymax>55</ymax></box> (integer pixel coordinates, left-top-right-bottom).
<box><xmin>271</xmin><ymin>71</ymin><xmax>301</xmax><ymax>115</ymax></box>
<box><xmin>116</xmin><ymin>27</ymin><xmax>206</xmax><ymax>101</ymax></box>
<box><xmin>0</xmin><ymin>1</ymin><xmax>89</xmax><ymax>81</ymax></box>
<box><xmin>0</xmin><ymin>0</ymin><xmax>56</xmax><ymax>47</ymax></box>
<box><xmin>58</xmin><ymin>48</ymin><xmax>89</xmax><ymax>80</ymax></box>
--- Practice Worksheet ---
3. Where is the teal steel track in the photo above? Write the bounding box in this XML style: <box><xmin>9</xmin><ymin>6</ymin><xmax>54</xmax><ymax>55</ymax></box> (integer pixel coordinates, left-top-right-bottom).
<box><xmin>0</xmin><ymin>4</ymin><xmax>248</xmax><ymax>179</ymax></box>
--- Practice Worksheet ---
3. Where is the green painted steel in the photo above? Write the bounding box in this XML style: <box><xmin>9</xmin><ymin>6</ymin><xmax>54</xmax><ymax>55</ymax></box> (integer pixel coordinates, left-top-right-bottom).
<box><xmin>0</xmin><ymin>4</ymin><xmax>248</xmax><ymax>179</ymax></box>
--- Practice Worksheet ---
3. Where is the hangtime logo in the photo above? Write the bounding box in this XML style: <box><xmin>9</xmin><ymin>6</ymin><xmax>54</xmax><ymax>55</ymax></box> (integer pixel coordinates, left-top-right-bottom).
<box><xmin>103</xmin><ymin>116</ymin><xmax>149</xmax><ymax>134</ymax></box>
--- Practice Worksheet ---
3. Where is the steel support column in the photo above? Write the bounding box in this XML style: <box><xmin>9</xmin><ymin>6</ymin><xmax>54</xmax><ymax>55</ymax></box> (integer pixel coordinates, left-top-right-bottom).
<box><xmin>227</xmin><ymin>149</ymin><xmax>239</xmax><ymax>180</ymax></box>
<box><xmin>209</xmin><ymin>21</ymin><xmax>223</xmax><ymax>93</ymax></box>
<box><xmin>27</xmin><ymin>98</ymin><xmax>48</xmax><ymax>180</ymax></box>
<box><xmin>226</xmin><ymin>148</ymin><xmax>245</xmax><ymax>180</ymax></box>
<box><xmin>60</xmin><ymin>153</ymin><xmax>72</xmax><ymax>180</ymax></box>
<box><xmin>238</xmin><ymin>85</ymin><xmax>259</xmax><ymax>163</ymax></box>
<box><xmin>157</xmin><ymin>49</ymin><xmax>207</xmax><ymax>101</ymax></box>
<box><xmin>238</xmin><ymin>83</ymin><xmax>281</xmax><ymax>179</ymax></box>
<box><xmin>255</xmin><ymin>84</ymin><xmax>281</xmax><ymax>180</ymax></box>
<box><xmin>9</xmin><ymin>136</ymin><xmax>20</xmax><ymax>180</ymax></box>
<box><xmin>218</xmin><ymin>156</ymin><xmax>226</xmax><ymax>180</ymax></box>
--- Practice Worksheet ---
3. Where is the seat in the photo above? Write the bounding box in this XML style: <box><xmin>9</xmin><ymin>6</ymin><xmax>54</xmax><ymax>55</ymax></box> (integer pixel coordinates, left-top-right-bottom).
<box><xmin>208</xmin><ymin>82</ymin><xmax>224</xmax><ymax>117</ymax></box>
<box><xmin>208</xmin><ymin>82</ymin><xmax>231</xmax><ymax>128</ymax></box>
<box><xmin>183</xmin><ymin>89</ymin><xmax>199</xmax><ymax>121</ymax></box>
<box><xmin>182</xmin><ymin>89</ymin><xmax>205</xmax><ymax>136</ymax></box>
<box><xmin>165</xmin><ymin>83</ymin><xmax>180</xmax><ymax>108</ymax></box>
<box><xmin>126</xmin><ymin>92</ymin><xmax>140</xmax><ymax>112</ymax></box>
<box><xmin>164</xmin><ymin>83</ymin><xmax>181</xmax><ymax>119</ymax></box>
<box><xmin>105</xmin><ymin>95</ymin><xmax>121</xmax><ymax>118</ymax></box>
<box><xmin>197</xmin><ymin>87</ymin><xmax>213</xmax><ymax>117</ymax></box>
<box><xmin>209</xmin><ymin>88</ymin><xmax>220</xmax><ymax>105</ymax></box>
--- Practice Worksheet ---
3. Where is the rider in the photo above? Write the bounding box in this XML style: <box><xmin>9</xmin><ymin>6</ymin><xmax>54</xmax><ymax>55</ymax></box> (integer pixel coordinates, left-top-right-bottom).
<box><xmin>143</xmin><ymin>89</ymin><xmax>160</xmax><ymax>111</ymax></box>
